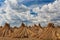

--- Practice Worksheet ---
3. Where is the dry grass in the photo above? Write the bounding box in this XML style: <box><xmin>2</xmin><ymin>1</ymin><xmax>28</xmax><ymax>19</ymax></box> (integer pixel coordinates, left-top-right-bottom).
<box><xmin>0</xmin><ymin>23</ymin><xmax>60</xmax><ymax>40</ymax></box>
<box><xmin>0</xmin><ymin>37</ymin><xmax>42</xmax><ymax>40</ymax></box>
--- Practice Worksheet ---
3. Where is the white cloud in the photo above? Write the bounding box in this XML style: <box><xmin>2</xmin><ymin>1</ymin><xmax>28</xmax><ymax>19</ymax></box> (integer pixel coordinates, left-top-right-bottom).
<box><xmin>0</xmin><ymin>0</ymin><xmax>60</xmax><ymax>27</ymax></box>
<box><xmin>32</xmin><ymin>0</ymin><xmax>60</xmax><ymax>26</ymax></box>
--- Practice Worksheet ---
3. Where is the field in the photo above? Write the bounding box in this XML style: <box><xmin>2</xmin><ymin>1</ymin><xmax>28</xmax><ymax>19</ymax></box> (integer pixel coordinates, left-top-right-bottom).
<box><xmin>0</xmin><ymin>23</ymin><xmax>60</xmax><ymax>40</ymax></box>
<box><xmin>0</xmin><ymin>37</ymin><xmax>41</xmax><ymax>40</ymax></box>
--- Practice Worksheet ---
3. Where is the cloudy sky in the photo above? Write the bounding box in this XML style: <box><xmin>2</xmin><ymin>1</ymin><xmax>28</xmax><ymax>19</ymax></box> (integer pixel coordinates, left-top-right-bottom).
<box><xmin>0</xmin><ymin>0</ymin><xmax>60</xmax><ymax>27</ymax></box>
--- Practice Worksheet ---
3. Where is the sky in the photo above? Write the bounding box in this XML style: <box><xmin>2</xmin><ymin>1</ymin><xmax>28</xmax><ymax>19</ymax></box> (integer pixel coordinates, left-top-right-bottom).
<box><xmin>0</xmin><ymin>0</ymin><xmax>60</xmax><ymax>27</ymax></box>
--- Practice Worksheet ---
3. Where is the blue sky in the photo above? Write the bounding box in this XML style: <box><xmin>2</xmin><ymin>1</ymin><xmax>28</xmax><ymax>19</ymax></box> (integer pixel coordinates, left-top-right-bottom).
<box><xmin>0</xmin><ymin>0</ymin><xmax>55</xmax><ymax>7</ymax></box>
<box><xmin>0</xmin><ymin>0</ymin><xmax>60</xmax><ymax>27</ymax></box>
<box><xmin>19</xmin><ymin>0</ymin><xmax>55</xmax><ymax>6</ymax></box>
